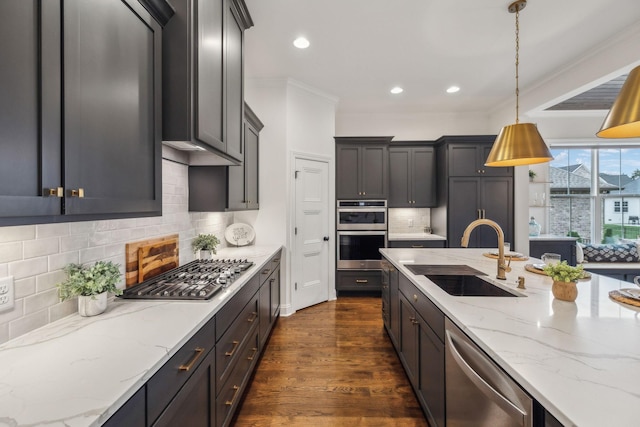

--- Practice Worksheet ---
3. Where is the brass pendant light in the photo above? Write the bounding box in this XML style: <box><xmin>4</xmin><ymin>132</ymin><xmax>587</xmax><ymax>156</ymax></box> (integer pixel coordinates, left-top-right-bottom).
<box><xmin>596</xmin><ymin>65</ymin><xmax>640</xmax><ymax>138</ymax></box>
<box><xmin>485</xmin><ymin>0</ymin><xmax>553</xmax><ymax>167</ymax></box>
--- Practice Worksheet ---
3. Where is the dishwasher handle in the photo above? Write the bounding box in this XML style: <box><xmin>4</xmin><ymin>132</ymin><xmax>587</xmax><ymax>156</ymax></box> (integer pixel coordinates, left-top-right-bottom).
<box><xmin>446</xmin><ymin>329</ymin><xmax>529</xmax><ymax>423</ymax></box>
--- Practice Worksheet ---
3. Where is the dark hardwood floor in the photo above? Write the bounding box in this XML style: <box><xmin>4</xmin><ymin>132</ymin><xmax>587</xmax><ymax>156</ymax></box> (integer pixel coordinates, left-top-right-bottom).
<box><xmin>232</xmin><ymin>296</ymin><xmax>429</xmax><ymax>426</ymax></box>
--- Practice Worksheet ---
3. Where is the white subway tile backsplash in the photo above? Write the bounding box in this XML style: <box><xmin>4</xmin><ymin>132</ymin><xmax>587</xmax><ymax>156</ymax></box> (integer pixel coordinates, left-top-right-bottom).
<box><xmin>0</xmin><ymin>225</ymin><xmax>36</xmax><ymax>243</ymax></box>
<box><xmin>69</xmin><ymin>221</ymin><xmax>96</xmax><ymax>235</ymax></box>
<box><xmin>49</xmin><ymin>299</ymin><xmax>77</xmax><ymax>323</ymax></box>
<box><xmin>24</xmin><ymin>289</ymin><xmax>59</xmax><ymax>314</ymax></box>
<box><xmin>36</xmin><ymin>223</ymin><xmax>70</xmax><ymax>239</ymax></box>
<box><xmin>60</xmin><ymin>234</ymin><xmax>89</xmax><ymax>252</ymax></box>
<box><xmin>15</xmin><ymin>277</ymin><xmax>36</xmax><ymax>299</ymax></box>
<box><xmin>0</xmin><ymin>242</ymin><xmax>23</xmax><ymax>263</ymax></box>
<box><xmin>24</xmin><ymin>237</ymin><xmax>60</xmax><ymax>259</ymax></box>
<box><xmin>36</xmin><ymin>270</ymin><xmax>66</xmax><ymax>293</ymax></box>
<box><xmin>88</xmin><ymin>231</ymin><xmax>111</xmax><ymax>247</ymax></box>
<box><xmin>49</xmin><ymin>251</ymin><xmax>80</xmax><ymax>272</ymax></box>
<box><xmin>9</xmin><ymin>257</ymin><xmax>48</xmax><ymax>280</ymax></box>
<box><xmin>0</xmin><ymin>324</ymin><xmax>8</xmax><ymax>344</ymax></box>
<box><xmin>0</xmin><ymin>301</ymin><xmax>24</xmax><ymax>324</ymax></box>
<box><xmin>79</xmin><ymin>246</ymin><xmax>106</xmax><ymax>264</ymax></box>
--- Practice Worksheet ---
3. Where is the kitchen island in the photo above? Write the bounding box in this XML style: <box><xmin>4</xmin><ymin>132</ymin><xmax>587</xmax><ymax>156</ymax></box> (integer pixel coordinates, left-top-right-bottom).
<box><xmin>381</xmin><ymin>247</ymin><xmax>640</xmax><ymax>426</ymax></box>
<box><xmin>0</xmin><ymin>245</ymin><xmax>282</xmax><ymax>426</ymax></box>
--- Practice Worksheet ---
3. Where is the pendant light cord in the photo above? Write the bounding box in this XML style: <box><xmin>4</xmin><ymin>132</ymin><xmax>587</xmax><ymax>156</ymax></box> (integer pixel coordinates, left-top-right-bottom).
<box><xmin>515</xmin><ymin>7</ymin><xmax>520</xmax><ymax>124</ymax></box>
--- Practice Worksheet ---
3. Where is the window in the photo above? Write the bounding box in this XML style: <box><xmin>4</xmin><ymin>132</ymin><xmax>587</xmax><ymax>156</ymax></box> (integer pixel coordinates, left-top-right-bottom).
<box><xmin>548</xmin><ymin>147</ymin><xmax>640</xmax><ymax>244</ymax></box>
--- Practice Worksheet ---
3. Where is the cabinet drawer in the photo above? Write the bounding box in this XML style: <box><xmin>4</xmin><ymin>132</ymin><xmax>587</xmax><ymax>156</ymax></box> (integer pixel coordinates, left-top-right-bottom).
<box><xmin>147</xmin><ymin>316</ymin><xmax>216</xmax><ymax>425</ymax></box>
<box><xmin>388</xmin><ymin>240</ymin><xmax>446</xmax><ymax>248</ymax></box>
<box><xmin>336</xmin><ymin>270</ymin><xmax>382</xmax><ymax>291</ymax></box>
<box><xmin>216</xmin><ymin>327</ymin><xmax>260</xmax><ymax>427</ymax></box>
<box><xmin>216</xmin><ymin>274</ymin><xmax>260</xmax><ymax>340</ymax></box>
<box><xmin>216</xmin><ymin>293</ymin><xmax>259</xmax><ymax>395</ymax></box>
<box><xmin>399</xmin><ymin>275</ymin><xmax>444</xmax><ymax>342</ymax></box>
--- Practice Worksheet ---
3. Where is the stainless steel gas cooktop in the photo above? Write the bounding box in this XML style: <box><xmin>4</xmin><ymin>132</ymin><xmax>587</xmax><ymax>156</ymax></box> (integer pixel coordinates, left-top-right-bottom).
<box><xmin>120</xmin><ymin>258</ymin><xmax>254</xmax><ymax>301</ymax></box>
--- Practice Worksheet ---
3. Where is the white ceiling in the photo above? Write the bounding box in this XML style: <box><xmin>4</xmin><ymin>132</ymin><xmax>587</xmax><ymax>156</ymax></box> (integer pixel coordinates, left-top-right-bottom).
<box><xmin>244</xmin><ymin>0</ymin><xmax>640</xmax><ymax>116</ymax></box>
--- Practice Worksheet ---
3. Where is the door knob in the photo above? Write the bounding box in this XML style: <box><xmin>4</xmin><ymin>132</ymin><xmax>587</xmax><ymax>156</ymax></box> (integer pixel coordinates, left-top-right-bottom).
<box><xmin>323</xmin><ymin>236</ymin><xmax>330</xmax><ymax>241</ymax></box>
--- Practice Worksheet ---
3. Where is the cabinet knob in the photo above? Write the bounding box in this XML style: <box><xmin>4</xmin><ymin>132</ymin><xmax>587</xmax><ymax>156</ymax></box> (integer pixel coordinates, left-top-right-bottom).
<box><xmin>413</xmin><ymin>294</ymin><xmax>418</xmax><ymax>302</ymax></box>
<box><xmin>45</xmin><ymin>187</ymin><xmax>63</xmax><ymax>198</ymax></box>
<box><xmin>323</xmin><ymin>236</ymin><xmax>330</xmax><ymax>241</ymax></box>
<box><xmin>70</xmin><ymin>188</ymin><xmax>85</xmax><ymax>198</ymax></box>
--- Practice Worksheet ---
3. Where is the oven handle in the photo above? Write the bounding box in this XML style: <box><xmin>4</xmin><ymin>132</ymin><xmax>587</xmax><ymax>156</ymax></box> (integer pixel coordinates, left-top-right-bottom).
<box><xmin>337</xmin><ymin>208</ymin><xmax>387</xmax><ymax>214</ymax></box>
<box><xmin>337</xmin><ymin>231</ymin><xmax>387</xmax><ymax>236</ymax></box>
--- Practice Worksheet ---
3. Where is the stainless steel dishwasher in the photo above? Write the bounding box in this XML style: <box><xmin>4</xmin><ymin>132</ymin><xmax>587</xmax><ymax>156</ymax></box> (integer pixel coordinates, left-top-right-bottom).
<box><xmin>445</xmin><ymin>318</ymin><xmax>533</xmax><ymax>426</ymax></box>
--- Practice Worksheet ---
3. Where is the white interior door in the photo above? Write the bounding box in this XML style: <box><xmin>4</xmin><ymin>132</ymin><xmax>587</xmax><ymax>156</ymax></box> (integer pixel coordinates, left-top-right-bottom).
<box><xmin>293</xmin><ymin>157</ymin><xmax>330</xmax><ymax>311</ymax></box>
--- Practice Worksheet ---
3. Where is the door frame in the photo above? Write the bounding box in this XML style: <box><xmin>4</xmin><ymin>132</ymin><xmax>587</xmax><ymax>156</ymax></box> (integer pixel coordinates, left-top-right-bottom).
<box><xmin>288</xmin><ymin>151</ymin><xmax>336</xmax><ymax>316</ymax></box>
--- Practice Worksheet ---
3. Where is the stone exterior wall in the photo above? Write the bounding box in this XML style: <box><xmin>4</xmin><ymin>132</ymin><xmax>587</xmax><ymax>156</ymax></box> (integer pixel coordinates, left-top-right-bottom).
<box><xmin>550</xmin><ymin>197</ymin><xmax>592</xmax><ymax>243</ymax></box>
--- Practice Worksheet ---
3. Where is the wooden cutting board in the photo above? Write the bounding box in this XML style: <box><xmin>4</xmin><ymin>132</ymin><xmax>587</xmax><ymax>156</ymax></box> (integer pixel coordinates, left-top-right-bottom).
<box><xmin>125</xmin><ymin>234</ymin><xmax>179</xmax><ymax>287</ymax></box>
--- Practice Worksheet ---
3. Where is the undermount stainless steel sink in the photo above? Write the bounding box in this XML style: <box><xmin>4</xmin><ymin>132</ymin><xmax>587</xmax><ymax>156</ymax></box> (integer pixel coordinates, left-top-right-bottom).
<box><xmin>404</xmin><ymin>264</ymin><xmax>520</xmax><ymax>297</ymax></box>
<box><xmin>425</xmin><ymin>274</ymin><xmax>519</xmax><ymax>297</ymax></box>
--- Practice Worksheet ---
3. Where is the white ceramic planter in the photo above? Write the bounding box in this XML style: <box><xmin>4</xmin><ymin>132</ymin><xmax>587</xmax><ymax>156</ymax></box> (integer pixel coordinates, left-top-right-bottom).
<box><xmin>78</xmin><ymin>291</ymin><xmax>108</xmax><ymax>317</ymax></box>
<box><xmin>198</xmin><ymin>250</ymin><xmax>214</xmax><ymax>260</ymax></box>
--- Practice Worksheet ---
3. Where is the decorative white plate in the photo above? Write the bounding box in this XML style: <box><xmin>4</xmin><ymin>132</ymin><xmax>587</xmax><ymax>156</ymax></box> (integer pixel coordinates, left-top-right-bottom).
<box><xmin>225</xmin><ymin>223</ymin><xmax>255</xmax><ymax>246</ymax></box>
<box><xmin>532</xmin><ymin>263</ymin><xmax>546</xmax><ymax>270</ymax></box>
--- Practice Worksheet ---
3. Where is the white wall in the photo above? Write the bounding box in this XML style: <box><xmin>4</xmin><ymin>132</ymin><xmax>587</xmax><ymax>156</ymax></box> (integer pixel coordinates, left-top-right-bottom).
<box><xmin>245</xmin><ymin>78</ymin><xmax>337</xmax><ymax>315</ymax></box>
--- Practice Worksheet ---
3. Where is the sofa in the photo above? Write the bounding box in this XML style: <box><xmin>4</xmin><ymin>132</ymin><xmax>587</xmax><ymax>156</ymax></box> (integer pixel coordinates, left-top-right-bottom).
<box><xmin>577</xmin><ymin>241</ymin><xmax>640</xmax><ymax>283</ymax></box>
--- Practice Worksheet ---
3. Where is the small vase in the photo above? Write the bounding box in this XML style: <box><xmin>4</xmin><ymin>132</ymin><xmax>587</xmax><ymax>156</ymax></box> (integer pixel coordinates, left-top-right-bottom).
<box><xmin>198</xmin><ymin>250</ymin><xmax>214</xmax><ymax>260</ymax></box>
<box><xmin>551</xmin><ymin>280</ymin><xmax>578</xmax><ymax>302</ymax></box>
<box><xmin>78</xmin><ymin>291</ymin><xmax>108</xmax><ymax>317</ymax></box>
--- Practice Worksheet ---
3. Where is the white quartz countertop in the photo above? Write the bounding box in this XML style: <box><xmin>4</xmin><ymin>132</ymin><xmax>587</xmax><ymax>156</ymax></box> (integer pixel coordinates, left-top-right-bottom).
<box><xmin>0</xmin><ymin>245</ymin><xmax>283</xmax><ymax>427</ymax></box>
<box><xmin>380</xmin><ymin>247</ymin><xmax>640</xmax><ymax>427</ymax></box>
<box><xmin>387</xmin><ymin>232</ymin><xmax>446</xmax><ymax>241</ymax></box>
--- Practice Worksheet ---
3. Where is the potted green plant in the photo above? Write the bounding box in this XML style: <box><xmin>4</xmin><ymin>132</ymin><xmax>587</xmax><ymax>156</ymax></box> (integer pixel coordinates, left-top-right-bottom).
<box><xmin>542</xmin><ymin>261</ymin><xmax>585</xmax><ymax>302</ymax></box>
<box><xmin>528</xmin><ymin>169</ymin><xmax>537</xmax><ymax>182</ymax></box>
<box><xmin>57</xmin><ymin>261</ymin><xmax>123</xmax><ymax>316</ymax></box>
<box><xmin>192</xmin><ymin>233</ymin><xmax>220</xmax><ymax>259</ymax></box>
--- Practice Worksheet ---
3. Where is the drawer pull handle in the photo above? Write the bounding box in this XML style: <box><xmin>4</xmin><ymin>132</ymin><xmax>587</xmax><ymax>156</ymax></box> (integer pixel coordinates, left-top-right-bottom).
<box><xmin>262</xmin><ymin>269</ymin><xmax>271</xmax><ymax>275</ymax></box>
<box><xmin>273</xmin><ymin>258</ymin><xmax>280</xmax><ymax>263</ymax></box>
<box><xmin>45</xmin><ymin>187</ymin><xmax>63</xmax><ymax>197</ymax></box>
<box><xmin>355</xmin><ymin>279</ymin><xmax>368</xmax><ymax>283</ymax></box>
<box><xmin>179</xmin><ymin>347</ymin><xmax>204</xmax><ymax>371</ymax></box>
<box><xmin>225</xmin><ymin>340</ymin><xmax>240</xmax><ymax>357</ymax></box>
<box><xmin>248</xmin><ymin>311</ymin><xmax>258</xmax><ymax>323</ymax></box>
<box><xmin>413</xmin><ymin>294</ymin><xmax>418</xmax><ymax>302</ymax></box>
<box><xmin>411</xmin><ymin>245</ymin><xmax>424</xmax><ymax>248</ymax></box>
<box><xmin>225</xmin><ymin>385</ymin><xmax>241</xmax><ymax>406</ymax></box>
<box><xmin>247</xmin><ymin>347</ymin><xmax>258</xmax><ymax>361</ymax></box>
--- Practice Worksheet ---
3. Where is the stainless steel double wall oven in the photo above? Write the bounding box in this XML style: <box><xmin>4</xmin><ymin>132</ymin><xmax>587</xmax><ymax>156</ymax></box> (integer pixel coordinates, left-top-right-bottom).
<box><xmin>336</xmin><ymin>200</ymin><xmax>387</xmax><ymax>270</ymax></box>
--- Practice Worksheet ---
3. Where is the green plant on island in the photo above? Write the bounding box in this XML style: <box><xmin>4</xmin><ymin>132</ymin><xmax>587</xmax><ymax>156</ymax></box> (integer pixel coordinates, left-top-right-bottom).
<box><xmin>542</xmin><ymin>261</ymin><xmax>585</xmax><ymax>283</ymax></box>
<box><xmin>57</xmin><ymin>261</ymin><xmax>123</xmax><ymax>301</ymax></box>
<box><xmin>191</xmin><ymin>233</ymin><xmax>220</xmax><ymax>254</ymax></box>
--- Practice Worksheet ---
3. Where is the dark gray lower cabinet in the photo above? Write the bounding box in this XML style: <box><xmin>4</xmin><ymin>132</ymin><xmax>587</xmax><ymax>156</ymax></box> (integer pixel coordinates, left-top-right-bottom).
<box><xmin>396</xmin><ymin>272</ymin><xmax>446</xmax><ymax>427</ymax></box>
<box><xmin>336</xmin><ymin>270</ymin><xmax>382</xmax><ymax>293</ymax></box>
<box><xmin>106</xmin><ymin>251</ymin><xmax>282</xmax><ymax>426</ymax></box>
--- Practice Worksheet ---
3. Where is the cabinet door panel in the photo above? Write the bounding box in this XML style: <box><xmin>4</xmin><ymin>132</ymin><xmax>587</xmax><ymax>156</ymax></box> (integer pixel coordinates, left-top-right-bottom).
<box><xmin>336</xmin><ymin>146</ymin><xmax>360</xmax><ymax>199</ymax></box>
<box><xmin>361</xmin><ymin>146</ymin><xmax>387</xmax><ymax>198</ymax></box>
<box><xmin>244</xmin><ymin>122</ymin><xmax>259</xmax><ymax>209</ymax></box>
<box><xmin>448</xmin><ymin>178</ymin><xmax>481</xmax><ymax>248</ymax></box>
<box><xmin>481</xmin><ymin>144</ymin><xmax>512</xmax><ymax>177</ymax></box>
<box><xmin>0</xmin><ymin>1</ymin><xmax>61</xmax><ymax>219</ymax></box>
<box><xmin>480</xmin><ymin>178</ymin><xmax>513</xmax><ymax>248</ymax></box>
<box><xmin>388</xmin><ymin>149</ymin><xmax>411</xmax><ymax>207</ymax></box>
<box><xmin>63</xmin><ymin>0</ymin><xmax>160</xmax><ymax>216</ymax></box>
<box><xmin>195</xmin><ymin>0</ymin><xmax>224</xmax><ymax>149</ymax></box>
<box><xmin>412</xmin><ymin>147</ymin><xmax>436</xmax><ymax>207</ymax></box>
<box><xmin>448</xmin><ymin>145</ymin><xmax>478</xmax><ymax>177</ymax></box>
<box><xmin>224</xmin><ymin>1</ymin><xmax>243</xmax><ymax>161</ymax></box>
<box><xmin>418</xmin><ymin>315</ymin><xmax>445</xmax><ymax>427</ymax></box>
<box><xmin>398</xmin><ymin>292</ymin><xmax>417</xmax><ymax>386</ymax></box>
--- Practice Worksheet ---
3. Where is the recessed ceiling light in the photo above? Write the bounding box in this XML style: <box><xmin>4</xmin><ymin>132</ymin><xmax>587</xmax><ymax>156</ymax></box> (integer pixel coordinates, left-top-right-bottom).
<box><xmin>390</xmin><ymin>87</ymin><xmax>403</xmax><ymax>94</ymax></box>
<box><xmin>446</xmin><ymin>86</ymin><xmax>460</xmax><ymax>94</ymax></box>
<box><xmin>293</xmin><ymin>37</ymin><xmax>310</xmax><ymax>49</ymax></box>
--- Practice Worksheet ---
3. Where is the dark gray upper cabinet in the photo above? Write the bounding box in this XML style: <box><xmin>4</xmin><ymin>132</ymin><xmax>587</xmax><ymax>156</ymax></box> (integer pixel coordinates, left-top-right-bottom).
<box><xmin>446</xmin><ymin>137</ymin><xmax>512</xmax><ymax>177</ymax></box>
<box><xmin>0</xmin><ymin>0</ymin><xmax>168</xmax><ymax>226</ymax></box>
<box><xmin>389</xmin><ymin>143</ymin><xmax>436</xmax><ymax>208</ymax></box>
<box><xmin>163</xmin><ymin>0</ymin><xmax>253</xmax><ymax>163</ymax></box>
<box><xmin>228</xmin><ymin>103</ymin><xmax>262</xmax><ymax>210</ymax></box>
<box><xmin>335</xmin><ymin>137</ymin><xmax>391</xmax><ymax>200</ymax></box>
